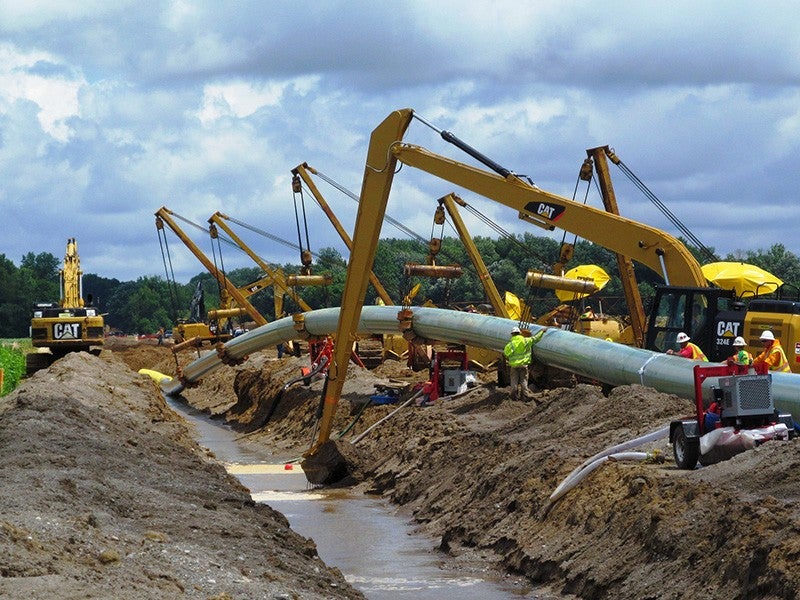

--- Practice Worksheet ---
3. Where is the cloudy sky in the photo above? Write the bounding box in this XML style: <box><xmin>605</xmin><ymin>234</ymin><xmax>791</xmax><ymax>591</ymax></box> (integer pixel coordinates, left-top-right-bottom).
<box><xmin>2</xmin><ymin>1</ymin><xmax>799</xmax><ymax>284</ymax></box>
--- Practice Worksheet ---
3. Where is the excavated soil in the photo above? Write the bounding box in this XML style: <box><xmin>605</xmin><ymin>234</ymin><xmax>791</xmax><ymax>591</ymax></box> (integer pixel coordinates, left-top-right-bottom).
<box><xmin>7</xmin><ymin>337</ymin><xmax>800</xmax><ymax>599</ymax></box>
<box><xmin>0</xmin><ymin>344</ymin><xmax>362</xmax><ymax>600</ymax></box>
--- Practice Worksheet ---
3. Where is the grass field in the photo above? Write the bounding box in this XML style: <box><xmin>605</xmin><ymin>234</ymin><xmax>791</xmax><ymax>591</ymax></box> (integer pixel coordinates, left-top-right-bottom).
<box><xmin>0</xmin><ymin>339</ymin><xmax>29</xmax><ymax>396</ymax></box>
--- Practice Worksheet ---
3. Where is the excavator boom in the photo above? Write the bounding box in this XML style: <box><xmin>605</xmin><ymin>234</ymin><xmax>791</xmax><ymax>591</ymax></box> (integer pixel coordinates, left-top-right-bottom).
<box><xmin>155</xmin><ymin>207</ymin><xmax>267</xmax><ymax>327</ymax></box>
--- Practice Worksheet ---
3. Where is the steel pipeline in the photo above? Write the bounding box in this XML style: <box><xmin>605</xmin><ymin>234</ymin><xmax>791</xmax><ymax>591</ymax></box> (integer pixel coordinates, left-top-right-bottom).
<box><xmin>159</xmin><ymin>305</ymin><xmax>800</xmax><ymax>418</ymax></box>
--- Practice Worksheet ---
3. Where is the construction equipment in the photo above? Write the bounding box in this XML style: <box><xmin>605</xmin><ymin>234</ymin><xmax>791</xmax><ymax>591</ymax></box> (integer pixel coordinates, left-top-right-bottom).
<box><xmin>26</xmin><ymin>238</ymin><xmax>105</xmax><ymax>376</ymax></box>
<box><xmin>156</xmin><ymin>207</ymin><xmax>268</xmax><ymax>344</ymax></box>
<box><xmin>303</xmin><ymin>108</ymin><xmax>710</xmax><ymax>479</ymax></box>
<box><xmin>670</xmin><ymin>363</ymin><xmax>794</xmax><ymax>469</ymax></box>
<box><xmin>208</xmin><ymin>211</ymin><xmax>315</xmax><ymax>318</ymax></box>
<box><xmin>586</xmin><ymin>146</ymin><xmax>800</xmax><ymax>370</ymax></box>
<box><xmin>426</xmin><ymin>349</ymin><xmax>473</xmax><ymax>403</ymax></box>
<box><xmin>292</xmin><ymin>162</ymin><xmax>411</xmax><ymax>363</ymax></box>
<box><xmin>302</xmin><ymin>108</ymin><xmax>800</xmax><ymax>483</ymax></box>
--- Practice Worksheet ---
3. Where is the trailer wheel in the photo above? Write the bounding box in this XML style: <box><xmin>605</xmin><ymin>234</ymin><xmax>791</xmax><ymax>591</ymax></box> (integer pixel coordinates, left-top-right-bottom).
<box><xmin>673</xmin><ymin>427</ymin><xmax>699</xmax><ymax>470</ymax></box>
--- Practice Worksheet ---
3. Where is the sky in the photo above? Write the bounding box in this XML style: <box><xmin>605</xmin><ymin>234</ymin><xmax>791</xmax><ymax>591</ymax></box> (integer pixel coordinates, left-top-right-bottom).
<box><xmin>2</xmin><ymin>1</ymin><xmax>800</xmax><ymax>284</ymax></box>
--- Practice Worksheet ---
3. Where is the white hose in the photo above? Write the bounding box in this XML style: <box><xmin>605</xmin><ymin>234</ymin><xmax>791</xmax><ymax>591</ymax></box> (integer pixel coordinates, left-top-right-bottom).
<box><xmin>547</xmin><ymin>452</ymin><xmax>650</xmax><ymax>508</ymax></box>
<box><xmin>546</xmin><ymin>425</ymin><xmax>669</xmax><ymax>512</ymax></box>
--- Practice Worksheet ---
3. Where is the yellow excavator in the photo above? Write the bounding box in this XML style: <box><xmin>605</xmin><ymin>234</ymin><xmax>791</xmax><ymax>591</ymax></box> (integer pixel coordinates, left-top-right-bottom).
<box><xmin>302</xmin><ymin>107</ymin><xmax>800</xmax><ymax>483</ymax></box>
<box><xmin>26</xmin><ymin>238</ymin><xmax>105</xmax><ymax>376</ymax></box>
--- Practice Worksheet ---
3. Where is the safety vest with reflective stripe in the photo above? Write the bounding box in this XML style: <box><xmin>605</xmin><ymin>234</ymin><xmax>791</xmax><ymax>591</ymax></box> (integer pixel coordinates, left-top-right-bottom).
<box><xmin>756</xmin><ymin>341</ymin><xmax>791</xmax><ymax>373</ymax></box>
<box><xmin>730</xmin><ymin>349</ymin><xmax>753</xmax><ymax>366</ymax></box>
<box><xmin>504</xmin><ymin>330</ymin><xmax>544</xmax><ymax>367</ymax></box>
<box><xmin>686</xmin><ymin>342</ymin><xmax>708</xmax><ymax>362</ymax></box>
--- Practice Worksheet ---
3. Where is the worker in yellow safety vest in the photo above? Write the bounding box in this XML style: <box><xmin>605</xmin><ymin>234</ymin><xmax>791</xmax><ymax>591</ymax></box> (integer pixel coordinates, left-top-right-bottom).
<box><xmin>504</xmin><ymin>326</ymin><xmax>546</xmax><ymax>399</ymax></box>
<box><xmin>753</xmin><ymin>330</ymin><xmax>791</xmax><ymax>373</ymax></box>
<box><xmin>666</xmin><ymin>332</ymin><xmax>708</xmax><ymax>361</ymax></box>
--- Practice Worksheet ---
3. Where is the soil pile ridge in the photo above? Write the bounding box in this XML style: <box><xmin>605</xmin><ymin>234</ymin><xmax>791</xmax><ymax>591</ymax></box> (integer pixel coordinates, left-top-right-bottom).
<box><xmin>105</xmin><ymin>339</ymin><xmax>800</xmax><ymax>598</ymax></box>
<box><xmin>205</xmin><ymin>349</ymin><xmax>800</xmax><ymax>600</ymax></box>
<box><xmin>0</xmin><ymin>350</ymin><xmax>364</xmax><ymax>600</ymax></box>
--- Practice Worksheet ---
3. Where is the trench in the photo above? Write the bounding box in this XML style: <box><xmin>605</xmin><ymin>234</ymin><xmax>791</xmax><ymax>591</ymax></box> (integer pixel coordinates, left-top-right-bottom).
<box><xmin>165</xmin><ymin>397</ymin><xmax>553</xmax><ymax>599</ymax></box>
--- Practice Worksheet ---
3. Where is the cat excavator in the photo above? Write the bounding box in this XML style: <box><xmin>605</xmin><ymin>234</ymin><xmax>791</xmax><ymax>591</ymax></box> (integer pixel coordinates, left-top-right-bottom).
<box><xmin>26</xmin><ymin>238</ymin><xmax>105</xmax><ymax>375</ymax></box>
<box><xmin>301</xmin><ymin>107</ymin><xmax>800</xmax><ymax>484</ymax></box>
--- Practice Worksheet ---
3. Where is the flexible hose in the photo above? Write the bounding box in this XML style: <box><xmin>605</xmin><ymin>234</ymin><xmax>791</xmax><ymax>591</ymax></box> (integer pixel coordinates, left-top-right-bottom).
<box><xmin>545</xmin><ymin>426</ymin><xmax>669</xmax><ymax>514</ymax></box>
<box><xmin>336</xmin><ymin>399</ymin><xmax>373</xmax><ymax>439</ymax></box>
<box><xmin>547</xmin><ymin>452</ymin><xmax>650</xmax><ymax>509</ymax></box>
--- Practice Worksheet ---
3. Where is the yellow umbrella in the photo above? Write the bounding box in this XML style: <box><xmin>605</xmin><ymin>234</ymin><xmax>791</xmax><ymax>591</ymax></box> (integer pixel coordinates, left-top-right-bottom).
<box><xmin>701</xmin><ymin>262</ymin><xmax>783</xmax><ymax>297</ymax></box>
<box><xmin>555</xmin><ymin>264</ymin><xmax>611</xmax><ymax>302</ymax></box>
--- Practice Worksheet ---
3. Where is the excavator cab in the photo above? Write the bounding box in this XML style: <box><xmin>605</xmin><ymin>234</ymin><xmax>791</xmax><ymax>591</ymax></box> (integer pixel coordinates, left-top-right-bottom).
<box><xmin>645</xmin><ymin>285</ymin><xmax>740</xmax><ymax>361</ymax></box>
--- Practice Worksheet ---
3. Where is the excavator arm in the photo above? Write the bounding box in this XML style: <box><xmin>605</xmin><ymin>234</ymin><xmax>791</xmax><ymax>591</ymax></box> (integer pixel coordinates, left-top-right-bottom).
<box><xmin>155</xmin><ymin>207</ymin><xmax>267</xmax><ymax>327</ymax></box>
<box><xmin>309</xmin><ymin>107</ymin><xmax>707</xmax><ymax>462</ymax></box>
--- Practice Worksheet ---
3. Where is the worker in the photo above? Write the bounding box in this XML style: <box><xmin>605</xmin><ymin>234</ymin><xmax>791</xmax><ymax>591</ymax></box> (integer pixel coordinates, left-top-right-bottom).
<box><xmin>580</xmin><ymin>306</ymin><xmax>595</xmax><ymax>320</ymax></box>
<box><xmin>726</xmin><ymin>336</ymin><xmax>753</xmax><ymax>367</ymax></box>
<box><xmin>752</xmin><ymin>330</ymin><xmax>791</xmax><ymax>373</ymax></box>
<box><xmin>504</xmin><ymin>326</ymin><xmax>546</xmax><ymax>399</ymax></box>
<box><xmin>157</xmin><ymin>327</ymin><xmax>165</xmax><ymax>346</ymax></box>
<box><xmin>703</xmin><ymin>395</ymin><xmax>724</xmax><ymax>433</ymax></box>
<box><xmin>666</xmin><ymin>332</ymin><xmax>708</xmax><ymax>361</ymax></box>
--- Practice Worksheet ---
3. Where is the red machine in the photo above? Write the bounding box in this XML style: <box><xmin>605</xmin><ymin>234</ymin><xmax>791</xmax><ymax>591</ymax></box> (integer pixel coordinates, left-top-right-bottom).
<box><xmin>425</xmin><ymin>349</ymin><xmax>470</xmax><ymax>403</ymax></box>
<box><xmin>669</xmin><ymin>363</ymin><xmax>794</xmax><ymax>469</ymax></box>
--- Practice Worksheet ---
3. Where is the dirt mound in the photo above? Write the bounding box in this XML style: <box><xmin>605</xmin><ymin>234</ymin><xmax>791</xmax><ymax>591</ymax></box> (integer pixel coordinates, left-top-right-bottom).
<box><xmin>112</xmin><ymin>341</ymin><xmax>800</xmax><ymax>599</ymax></box>
<box><xmin>0</xmin><ymin>350</ymin><xmax>364</xmax><ymax>599</ymax></box>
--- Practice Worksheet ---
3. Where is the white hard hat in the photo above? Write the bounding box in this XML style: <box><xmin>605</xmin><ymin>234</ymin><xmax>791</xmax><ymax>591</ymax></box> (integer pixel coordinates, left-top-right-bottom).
<box><xmin>676</xmin><ymin>332</ymin><xmax>690</xmax><ymax>343</ymax></box>
<box><xmin>511</xmin><ymin>326</ymin><xmax>521</xmax><ymax>335</ymax></box>
<box><xmin>759</xmin><ymin>330</ymin><xmax>775</xmax><ymax>341</ymax></box>
<box><xmin>732</xmin><ymin>336</ymin><xmax>747</xmax><ymax>347</ymax></box>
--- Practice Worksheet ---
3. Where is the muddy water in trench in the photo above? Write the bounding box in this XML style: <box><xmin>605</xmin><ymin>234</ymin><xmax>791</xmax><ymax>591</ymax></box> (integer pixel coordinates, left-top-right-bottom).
<box><xmin>167</xmin><ymin>398</ymin><xmax>553</xmax><ymax>599</ymax></box>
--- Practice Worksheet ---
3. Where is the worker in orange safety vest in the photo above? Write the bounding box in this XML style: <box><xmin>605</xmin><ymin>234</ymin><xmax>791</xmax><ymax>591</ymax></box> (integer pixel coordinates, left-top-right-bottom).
<box><xmin>666</xmin><ymin>332</ymin><xmax>708</xmax><ymax>361</ymax></box>
<box><xmin>752</xmin><ymin>330</ymin><xmax>791</xmax><ymax>373</ymax></box>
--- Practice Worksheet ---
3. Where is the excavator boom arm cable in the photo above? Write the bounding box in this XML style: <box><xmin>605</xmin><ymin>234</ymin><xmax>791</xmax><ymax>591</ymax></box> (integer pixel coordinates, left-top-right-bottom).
<box><xmin>614</xmin><ymin>159</ymin><xmax>717</xmax><ymax>263</ymax></box>
<box><xmin>157</xmin><ymin>228</ymin><xmax>182</xmax><ymax>321</ymax></box>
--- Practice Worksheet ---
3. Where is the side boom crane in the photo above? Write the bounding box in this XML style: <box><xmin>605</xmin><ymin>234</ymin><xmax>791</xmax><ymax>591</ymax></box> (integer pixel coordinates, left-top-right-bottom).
<box><xmin>155</xmin><ymin>207</ymin><xmax>268</xmax><ymax>329</ymax></box>
<box><xmin>291</xmin><ymin>162</ymin><xmax>394</xmax><ymax>306</ymax></box>
<box><xmin>208</xmin><ymin>212</ymin><xmax>313</xmax><ymax>317</ymax></box>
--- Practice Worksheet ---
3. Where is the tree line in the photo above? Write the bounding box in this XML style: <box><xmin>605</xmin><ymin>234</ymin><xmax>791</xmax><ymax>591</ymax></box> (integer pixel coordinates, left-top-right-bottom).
<box><xmin>1</xmin><ymin>236</ymin><xmax>799</xmax><ymax>338</ymax></box>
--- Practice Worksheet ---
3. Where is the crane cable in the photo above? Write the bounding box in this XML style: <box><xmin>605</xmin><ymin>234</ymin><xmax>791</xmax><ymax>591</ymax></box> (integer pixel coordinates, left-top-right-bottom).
<box><xmin>156</xmin><ymin>225</ymin><xmax>182</xmax><ymax>323</ymax></box>
<box><xmin>208</xmin><ymin>227</ymin><xmax>230</xmax><ymax>332</ymax></box>
<box><xmin>311</xmin><ymin>168</ymin><xmax>430</xmax><ymax>246</ymax></box>
<box><xmin>291</xmin><ymin>179</ymin><xmax>314</xmax><ymax>273</ymax></box>
<box><xmin>612</xmin><ymin>157</ymin><xmax>718</xmax><ymax>263</ymax></box>
<box><xmin>559</xmin><ymin>173</ymin><xmax>592</xmax><ymax>257</ymax></box>
<box><xmin>216</xmin><ymin>213</ymin><xmax>330</xmax><ymax>262</ymax></box>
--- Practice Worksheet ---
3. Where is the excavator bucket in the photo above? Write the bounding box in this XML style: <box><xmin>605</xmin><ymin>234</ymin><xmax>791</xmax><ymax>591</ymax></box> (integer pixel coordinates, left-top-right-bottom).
<box><xmin>302</xmin><ymin>439</ymin><xmax>364</xmax><ymax>485</ymax></box>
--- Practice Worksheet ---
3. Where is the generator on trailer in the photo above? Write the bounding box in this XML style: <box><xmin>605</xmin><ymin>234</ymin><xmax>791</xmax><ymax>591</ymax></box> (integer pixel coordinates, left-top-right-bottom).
<box><xmin>670</xmin><ymin>363</ymin><xmax>794</xmax><ymax>470</ymax></box>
